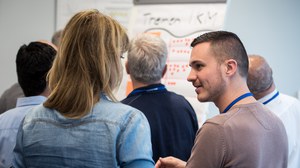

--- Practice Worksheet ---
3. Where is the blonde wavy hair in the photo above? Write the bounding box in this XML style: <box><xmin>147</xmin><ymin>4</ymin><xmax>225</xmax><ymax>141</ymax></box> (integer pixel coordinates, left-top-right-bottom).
<box><xmin>44</xmin><ymin>9</ymin><xmax>129</xmax><ymax>118</ymax></box>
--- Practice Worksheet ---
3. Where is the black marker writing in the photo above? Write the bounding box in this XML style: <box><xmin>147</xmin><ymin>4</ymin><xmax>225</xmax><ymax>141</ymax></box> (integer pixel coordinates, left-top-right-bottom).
<box><xmin>143</xmin><ymin>13</ymin><xmax>181</xmax><ymax>26</ymax></box>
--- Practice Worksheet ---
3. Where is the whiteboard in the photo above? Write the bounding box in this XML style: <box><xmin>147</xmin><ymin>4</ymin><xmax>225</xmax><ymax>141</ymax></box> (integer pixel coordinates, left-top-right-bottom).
<box><xmin>56</xmin><ymin>1</ymin><xmax>225</xmax><ymax>126</ymax></box>
<box><xmin>56</xmin><ymin>0</ymin><xmax>133</xmax><ymax>30</ymax></box>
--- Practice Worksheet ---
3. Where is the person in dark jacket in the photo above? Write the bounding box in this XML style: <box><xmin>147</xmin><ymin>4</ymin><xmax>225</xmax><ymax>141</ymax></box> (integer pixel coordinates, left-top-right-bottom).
<box><xmin>122</xmin><ymin>33</ymin><xmax>199</xmax><ymax>162</ymax></box>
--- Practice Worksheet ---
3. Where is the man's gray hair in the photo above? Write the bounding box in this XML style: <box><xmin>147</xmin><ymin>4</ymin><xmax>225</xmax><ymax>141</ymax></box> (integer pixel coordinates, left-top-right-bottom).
<box><xmin>127</xmin><ymin>33</ymin><xmax>167</xmax><ymax>83</ymax></box>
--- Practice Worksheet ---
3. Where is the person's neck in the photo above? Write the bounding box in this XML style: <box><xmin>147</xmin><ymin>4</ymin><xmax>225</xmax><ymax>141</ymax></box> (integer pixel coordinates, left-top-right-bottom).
<box><xmin>253</xmin><ymin>83</ymin><xmax>275</xmax><ymax>100</ymax></box>
<box><xmin>132</xmin><ymin>79</ymin><xmax>161</xmax><ymax>90</ymax></box>
<box><xmin>215</xmin><ymin>79</ymin><xmax>256</xmax><ymax>113</ymax></box>
<box><xmin>40</xmin><ymin>87</ymin><xmax>50</xmax><ymax>97</ymax></box>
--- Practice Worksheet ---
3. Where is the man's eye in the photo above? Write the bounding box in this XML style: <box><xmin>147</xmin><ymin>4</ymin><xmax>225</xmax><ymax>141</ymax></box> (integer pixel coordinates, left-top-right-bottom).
<box><xmin>194</xmin><ymin>64</ymin><xmax>203</xmax><ymax>69</ymax></box>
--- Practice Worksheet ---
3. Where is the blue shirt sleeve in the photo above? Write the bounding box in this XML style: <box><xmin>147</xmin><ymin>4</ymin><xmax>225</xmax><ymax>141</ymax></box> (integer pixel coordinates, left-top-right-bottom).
<box><xmin>12</xmin><ymin>119</ymin><xmax>26</xmax><ymax>168</ymax></box>
<box><xmin>117</xmin><ymin>109</ymin><xmax>154</xmax><ymax>168</ymax></box>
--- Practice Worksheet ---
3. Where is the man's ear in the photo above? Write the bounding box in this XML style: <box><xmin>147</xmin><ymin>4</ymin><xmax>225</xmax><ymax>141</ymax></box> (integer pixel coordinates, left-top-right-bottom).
<box><xmin>162</xmin><ymin>64</ymin><xmax>167</xmax><ymax>77</ymax></box>
<box><xmin>125</xmin><ymin>61</ymin><xmax>130</xmax><ymax>74</ymax></box>
<box><xmin>224</xmin><ymin>59</ymin><xmax>237</xmax><ymax>76</ymax></box>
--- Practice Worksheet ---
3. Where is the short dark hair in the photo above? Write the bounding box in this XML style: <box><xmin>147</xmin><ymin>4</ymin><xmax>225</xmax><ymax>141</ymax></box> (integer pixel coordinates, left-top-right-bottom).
<box><xmin>16</xmin><ymin>42</ymin><xmax>56</xmax><ymax>96</ymax></box>
<box><xmin>191</xmin><ymin>31</ymin><xmax>248</xmax><ymax>77</ymax></box>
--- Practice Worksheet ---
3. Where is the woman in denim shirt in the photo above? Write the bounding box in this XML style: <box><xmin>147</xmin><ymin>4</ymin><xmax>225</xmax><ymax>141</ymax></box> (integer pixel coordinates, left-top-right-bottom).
<box><xmin>12</xmin><ymin>9</ymin><xmax>154</xmax><ymax>168</ymax></box>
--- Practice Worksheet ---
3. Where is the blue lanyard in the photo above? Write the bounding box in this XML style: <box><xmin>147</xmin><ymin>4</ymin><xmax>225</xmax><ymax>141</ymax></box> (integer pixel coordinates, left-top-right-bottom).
<box><xmin>223</xmin><ymin>92</ymin><xmax>253</xmax><ymax>113</ymax></box>
<box><xmin>263</xmin><ymin>91</ymin><xmax>279</xmax><ymax>105</ymax></box>
<box><xmin>128</xmin><ymin>85</ymin><xmax>166</xmax><ymax>97</ymax></box>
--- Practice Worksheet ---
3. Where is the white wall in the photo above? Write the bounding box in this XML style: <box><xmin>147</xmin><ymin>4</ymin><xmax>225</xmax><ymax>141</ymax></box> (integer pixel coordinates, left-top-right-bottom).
<box><xmin>224</xmin><ymin>0</ymin><xmax>300</xmax><ymax>97</ymax></box>
<box><xmin>0</xmin><ymin>0</ymin><xmax>55</xmax><ymax>95</ymax></box>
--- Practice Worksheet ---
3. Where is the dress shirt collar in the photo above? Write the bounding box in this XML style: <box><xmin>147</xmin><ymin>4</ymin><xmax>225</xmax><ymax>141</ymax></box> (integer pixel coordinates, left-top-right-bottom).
<box><xmin>16</xmin><ymin>96</ymin><xmax>47</xmax><ymax>107</ymax></box>
<box><xmin>257</xmin><ymin>89</ymin><xmax>278</xmax><ymax>104</ymax></box>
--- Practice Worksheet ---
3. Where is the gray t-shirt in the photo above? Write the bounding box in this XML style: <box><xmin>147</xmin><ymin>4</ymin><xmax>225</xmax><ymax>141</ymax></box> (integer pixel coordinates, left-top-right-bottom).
<box><xmin>187</xmin><ymin>102</ymin><xmax>288</xmax><ymax>168</ymax></box>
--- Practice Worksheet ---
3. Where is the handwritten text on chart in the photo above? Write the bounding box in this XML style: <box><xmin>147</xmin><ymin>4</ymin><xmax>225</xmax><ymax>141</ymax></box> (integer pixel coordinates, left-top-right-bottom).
<box><xmin>143</xmin><ymin>12</ymin><xmax>219</xmax><ymax>26</ymax></box>
<box><xmin>165</xmin><ymin>62</ymin><xmax>190</xmax><ymax>79</ymax></box>
<box><xmin>166</xmin><ymin>37</ymin><xmax>193</xmax><ymax>61</ymax></box>
<box><xmin>170</xmin><ymin>38</ymin><xmax>193</xmax><ymax>47</ymax></box>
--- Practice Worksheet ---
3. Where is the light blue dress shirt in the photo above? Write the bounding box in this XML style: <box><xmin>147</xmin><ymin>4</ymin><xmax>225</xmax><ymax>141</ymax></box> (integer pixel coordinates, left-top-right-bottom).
<box><xmin>0</xmin><ymin>96</ymin><xmax>46</xmax><ymax>168</ymax></box>
<box><xmin>13</xmin><ymin>93</ymin><xmax>154</xmax><ymax>168</ymax></box>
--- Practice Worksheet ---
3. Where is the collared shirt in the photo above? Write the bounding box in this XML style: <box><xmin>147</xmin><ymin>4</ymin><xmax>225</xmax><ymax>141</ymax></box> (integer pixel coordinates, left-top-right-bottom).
<box><xmin>0</xmin><ymin>96</ymin><xmax>46</xmax><ymax>168</ymax></box>
<box><xmin>13</xmin><ymin>93</ymin><xmax>154</xmax><ymax>168</ymax></box>
<box><xmin>258</xmin><ymin>89</ymin><xmax>300</xmax><ymax>168</ymax></box>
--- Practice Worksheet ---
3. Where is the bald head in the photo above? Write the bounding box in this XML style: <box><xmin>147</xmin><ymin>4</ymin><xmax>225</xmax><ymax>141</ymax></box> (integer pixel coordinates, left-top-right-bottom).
<box><xmin>38</xmin><ymin>40</ymin><xmax>57</xmax><ymax>51</ymax></box>
<box><xmin>247</xmin><ymin>55</ymin><xmax>273</xmax><ymax>95</ymax></box>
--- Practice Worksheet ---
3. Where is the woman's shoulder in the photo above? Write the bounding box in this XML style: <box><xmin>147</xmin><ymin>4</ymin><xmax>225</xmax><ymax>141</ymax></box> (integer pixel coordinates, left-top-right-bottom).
<box><xmin>24</xmin><ymin>104</ymin><xmax>51</xmax><ymax>118</ymax></box>
<box><xmin>94</xmin><ymin>98</ymin><xmax>147</xmax><ymax>125</ymax></box>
